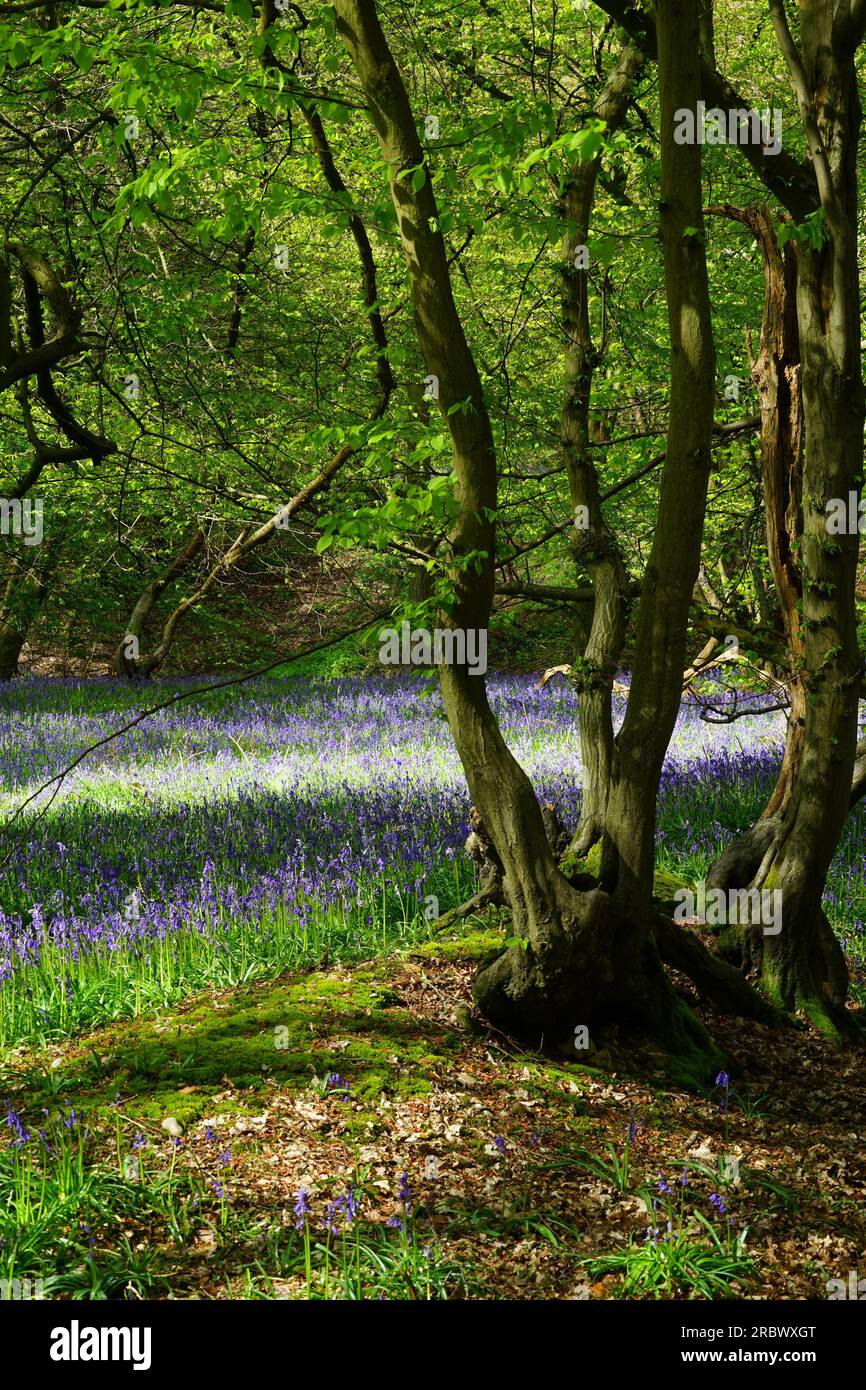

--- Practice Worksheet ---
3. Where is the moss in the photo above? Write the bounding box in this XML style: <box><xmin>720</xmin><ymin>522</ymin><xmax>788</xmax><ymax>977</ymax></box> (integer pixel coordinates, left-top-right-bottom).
<box><xmin>796</xmin><ymin>996</ymin><xmax>846</xmax><ymax>1044</ymax></box>
<box><xmin>126</xmin><ymin>1091</ymin><xmax>218</xmax><ymax>1126</ymax></box>
<box><xmin>559</xmin><ymin>847</ymin><xmax>690</xmax><ymax>911</ymax></box>
<box><xmin>651</xmin><ymin>867</ymin><xmax>692</xmax><ymax>910</ymax></box>
<box><xmin>6</xmin><ymin>958</ymin><xmax>463</xmax><ymax>1129</ymax></box>
<box><xmin>715</xmin><ymin>924</ymin><xmax>742</xmax><ymax>958</ymax></box>
<box><xmin>662</xmin><ymin>995</ymin><xmax>728</xmax><ymax>1093</ymax></box>
<box><xmin>560</xmin><ymin>842</ymin><xmax>602</xmax><ymax>882</ymax></box>
<box><xmin>408</xmin><ymin>927</ymin><xmax>507</xmax><ymax>964</ymax></box>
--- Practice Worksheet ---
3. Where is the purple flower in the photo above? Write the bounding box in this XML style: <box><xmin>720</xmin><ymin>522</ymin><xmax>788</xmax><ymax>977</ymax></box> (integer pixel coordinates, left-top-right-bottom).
<box><xmin>714</xmin><ymin>1071</ymin><xmax>731</xmax><ymax>1112</ymax></box>
<box><xmin>326</xmin><ymin>1073</ymin><xmax>349</xmax><ymax>1102</ymax></box>
<box><xmin>294</xmin><ymin>1188</ymin><xmax>312</xmax><ymax>1230</ymax></box>
<box><xmin>5</xmin><ymin>1108</ymin><xmax>30</xmax><ymax>1147</ymax></box>
<box><xmin>345</xmin><ymin>1183</ymin><xmax>361</xmax><ymax>1222</ymax></box>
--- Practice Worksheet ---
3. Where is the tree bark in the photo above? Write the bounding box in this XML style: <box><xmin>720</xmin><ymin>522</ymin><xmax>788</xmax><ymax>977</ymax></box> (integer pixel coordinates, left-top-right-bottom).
<box><xmin>704</xmin><ymin>206</ymin><xmax>805</xmax><ymax>891</ymax></box>
<box><xmin>599</xmin><ymin>0</ymin><xmax>716</xmax><ymax>913</ymax></box>
<box><xmin>0</xmin><ymin>552</ymin><xmax>54</xmax><ymax>679</ymax></box>
<box><xmin>116</xmin><ymin>529</ymin><xmax>206</xmax><ymax>678</ymax></box>
<box><xmin>714</xmin><ymin>5</ymin><xmax>866</xmax><ymax>1034</ymax></box>
<box><xmin>559</xmin><ymin>43</ymin><xmax>642</xmax><ymax>856</ymax></box>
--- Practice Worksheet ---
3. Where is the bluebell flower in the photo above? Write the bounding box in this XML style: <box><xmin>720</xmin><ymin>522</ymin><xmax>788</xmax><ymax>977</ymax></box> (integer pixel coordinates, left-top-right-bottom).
<box><xmin>294</xmin><ymin>1188</ymin><xmax>312</xmax><ymax>1230</ymax></box>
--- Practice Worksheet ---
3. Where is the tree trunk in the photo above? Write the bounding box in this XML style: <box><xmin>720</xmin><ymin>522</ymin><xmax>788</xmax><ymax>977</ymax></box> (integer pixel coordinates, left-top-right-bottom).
<box><xmin>705</xmin><ymin>206</ymin><xmax>805</xmax><ymax>891</ymax></box>
<box><xmin>0</xmin><ymin>552</ymin><xmax>53</xmax><ymax>680</ymax></box>
<box><xmin>716</xmin><ymin>5</ymin><xmax>866</xmax><ymax>1034</ymax></box>
<box><xmin>599</xmin><ymin>0</ymin><xmax>716</xmax><ymax>913</ymax></box>
<box><xmin>0</xmin><ymin>623</ymin><xmax>25</xmax><ymax>681</ymax></box>
<box><xmin>116</xmin><ymin>529</ymin><xmax>205</xmax><ymax>678</ymax></box>
<box><xmin>558</xmin><ymin>43</ymin><xmax>642</xmax><ymax>855</ymax></box>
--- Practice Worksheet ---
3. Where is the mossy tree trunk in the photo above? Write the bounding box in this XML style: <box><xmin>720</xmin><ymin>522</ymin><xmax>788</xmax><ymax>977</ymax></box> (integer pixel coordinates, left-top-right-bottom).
<box><xmin>709</xmin><ymin>6</ymin><xmax>866</xmax><ymax>1036</ymax></box>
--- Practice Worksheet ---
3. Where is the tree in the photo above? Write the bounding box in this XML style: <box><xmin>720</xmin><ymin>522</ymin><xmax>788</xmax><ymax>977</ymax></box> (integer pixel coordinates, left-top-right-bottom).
<box><xmin>332</xmin><ymin>0</ymin><xmax>770</xmax><ymax>1069</ymax></box>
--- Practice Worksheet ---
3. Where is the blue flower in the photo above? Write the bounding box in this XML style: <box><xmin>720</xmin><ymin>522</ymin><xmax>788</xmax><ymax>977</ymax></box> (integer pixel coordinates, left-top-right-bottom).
<box><xmin>345</xmin><ymin>1183</ymin><xmax>361</xmax><ymax>1222</ymax></box>
<box><xmin>326</xmin><ymin>1073</ymin><xmax>349</xmax><ymax>1102</ymax></box>
<box><xmin>294</xmin><ymin>1188</ymin><xmax>312</xmax><ymax>1230</ymax></box>
<box><xmin>626</xmin><ymin>1108</ymin><xmax>641</xmax><ymax>1145</ymax></box>
<box><xmin>714</xmin><ymin>1071</ymin><xmax>731</xmax><ymax>1112</ymax></box>
<box><xmin>5</xmin><ymin>1108</ymin><xmax>30</xmax><ymax>1147</ymax></box>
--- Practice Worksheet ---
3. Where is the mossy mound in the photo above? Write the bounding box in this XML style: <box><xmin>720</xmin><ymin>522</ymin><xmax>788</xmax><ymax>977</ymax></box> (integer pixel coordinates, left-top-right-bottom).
<box><xmin>7</xmin><ymin>959</ymin><xmax>466</xmax><ymax>1130</ymax></box>
<box><xmin>408</xmin><ymin>925</ymin><xmax>507</xmax><ymax>966</ymax></box>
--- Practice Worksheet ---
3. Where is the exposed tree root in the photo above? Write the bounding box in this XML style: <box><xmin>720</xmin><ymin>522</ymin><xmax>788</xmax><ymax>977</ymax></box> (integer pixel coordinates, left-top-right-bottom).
<box><xmin>429</xmin><ymin>884</ymin><xmax>502</xmax><ymax>934</ymax></box>
<box><xmin>651</xmin><ymin>911</ymin><xmax>783</xmax><ymax>1026</ymax></box>
<box><xmin>470</xmin><ymin>885</ymin><xmax>729</xmax><ymax>1087</ymax></box>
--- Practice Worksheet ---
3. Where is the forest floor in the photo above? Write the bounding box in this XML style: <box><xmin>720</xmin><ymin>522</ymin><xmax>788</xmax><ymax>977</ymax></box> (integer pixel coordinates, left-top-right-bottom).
<box><xmin>4</xmin><ymin>923</ymin><xmax>865</xmax><ymax>1301</ymax></box>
